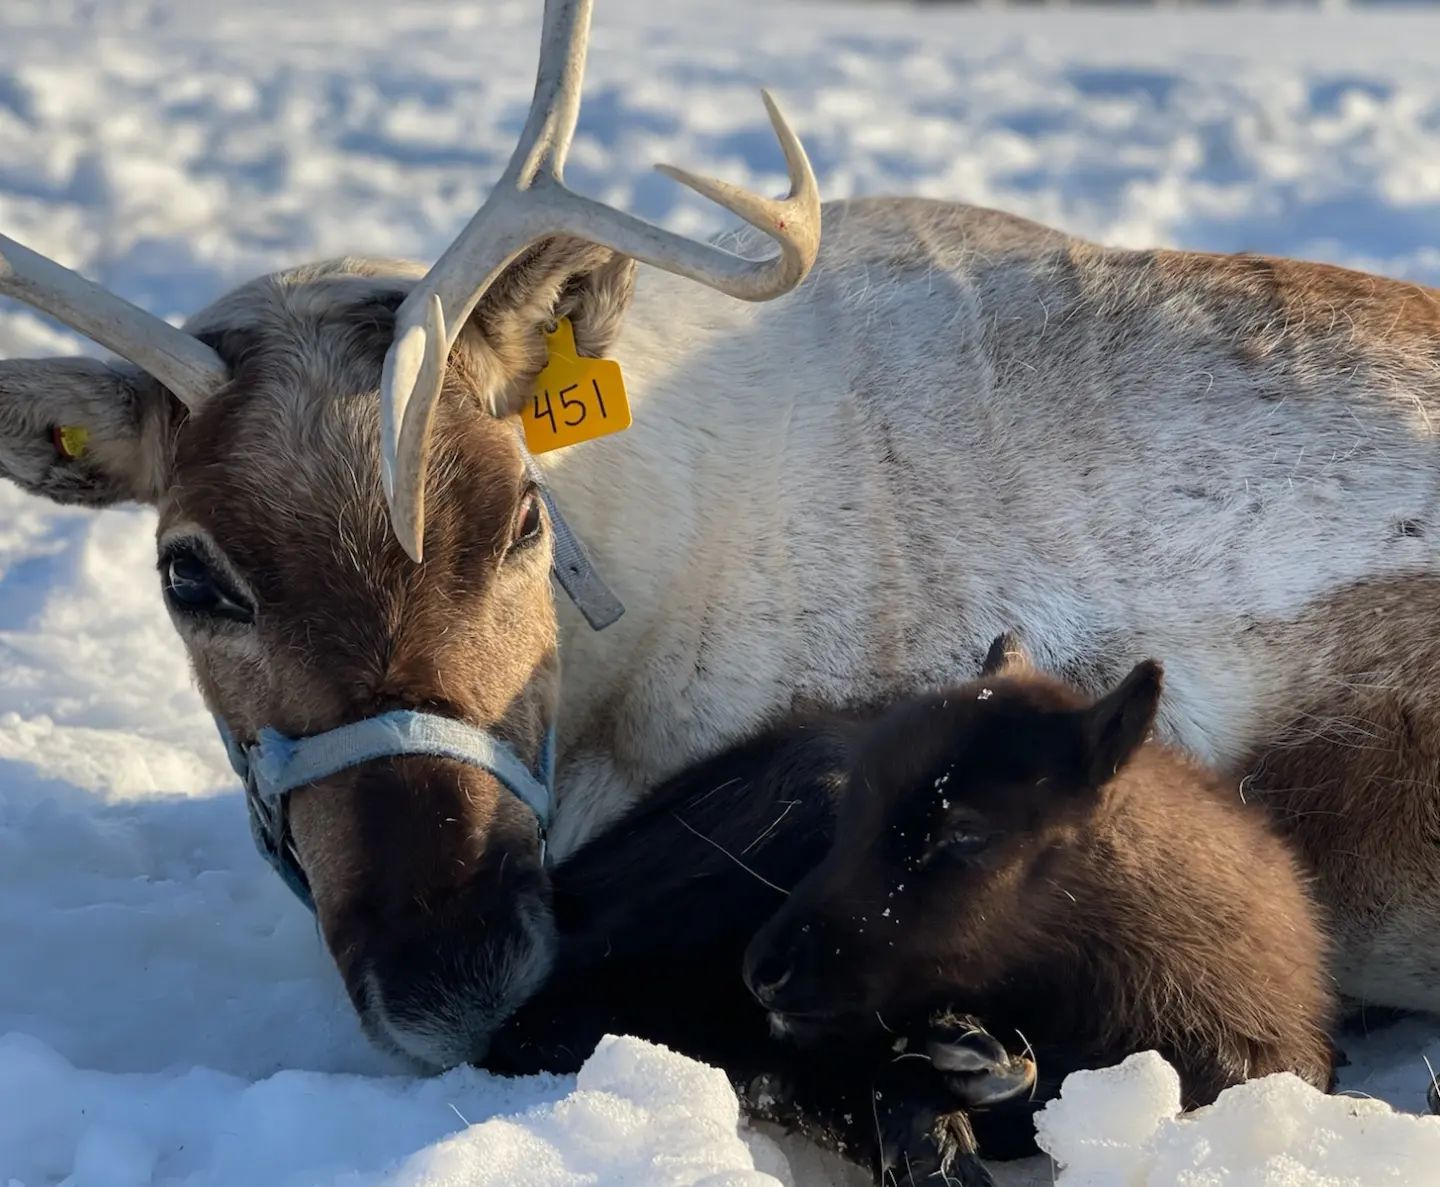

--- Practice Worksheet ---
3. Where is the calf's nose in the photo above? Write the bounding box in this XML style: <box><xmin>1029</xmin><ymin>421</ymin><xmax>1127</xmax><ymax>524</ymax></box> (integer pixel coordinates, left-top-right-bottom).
<box><xmin>743</xmin><ymin>919</ymin><xmax>825</xmax><ymax>1012</ymax></box>
<box><xmin>745</xmin><ymin>950</ymin><xmax>794</xmax><ymax>1008</ymax></box>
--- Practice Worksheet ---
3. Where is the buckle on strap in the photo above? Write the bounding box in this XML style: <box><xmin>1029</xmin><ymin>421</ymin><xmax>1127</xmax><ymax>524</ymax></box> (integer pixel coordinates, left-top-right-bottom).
<box><xmin>218</xmin><ymin>710</ymin><xmax>556</xmax><ymax>911</ymax></box>
<box><xmin>217</xmin><ymin>718</ymin><xmax>315</xmax><ymax>908</ymax></box>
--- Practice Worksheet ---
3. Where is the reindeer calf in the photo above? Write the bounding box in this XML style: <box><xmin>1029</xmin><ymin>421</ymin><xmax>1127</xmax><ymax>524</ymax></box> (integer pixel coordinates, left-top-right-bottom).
<box><xmin>487</xmin><ymin>717</ymin><xmax>1022</xmax><ymax>1185</ymax></box>
<box><xmin>490</xmin><ymin>636</ymin><xmax>1334</xmax><ymax>1176</ymax></box>
<box><xmin>744</xmin><ymin>636</ymin><xmax>1337</xmax><ymax>1150</ymax></box>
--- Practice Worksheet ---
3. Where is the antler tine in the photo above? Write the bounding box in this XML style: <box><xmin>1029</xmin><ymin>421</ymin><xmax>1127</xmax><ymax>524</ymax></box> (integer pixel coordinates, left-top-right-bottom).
<box><xmin>379</xmin><ymin>0</ymin><xmax>597</xmax><ymax>545</ymax></box>
<box><xmin>578</xmin><ymin>88</ymin><xmax>820</xmax><ymax>301</ymax></box>
<box><xmin>381</xmin><ymin>293</ymin><xmax>450</xmax><ymax>560</ymax></box>
<box><xmin>512</xmin><ymin>0</ymin><xmax>590</xmax><ymax>187</ymax></box>
<box><xmin>380</xmin><ymin>0</ymin><xmax>822</xmax><ymax>562</ymax></box>
<box><xmin>0</xmin><ymin>233</ymin><xmax>228</xmax><ymax>411</ymax></box>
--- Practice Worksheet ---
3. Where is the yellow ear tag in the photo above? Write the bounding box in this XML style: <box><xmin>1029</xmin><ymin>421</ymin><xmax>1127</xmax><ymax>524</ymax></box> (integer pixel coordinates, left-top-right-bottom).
<box><xmin>53</xmin><ymin>425</ymin><xmax>89</xmax><ymax>459</ymax></box>
<box><xmin>522</xmin><ymin>318</ymin><xmax>631</xmax><ymax>455</ymax></box>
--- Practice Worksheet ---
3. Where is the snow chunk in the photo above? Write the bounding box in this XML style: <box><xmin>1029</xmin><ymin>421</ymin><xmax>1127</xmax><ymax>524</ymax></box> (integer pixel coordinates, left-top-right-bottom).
<box><xmin>71</xmin><ymin>1124</ymin><xmax>156</xmax><ymax>1187</ymax></box>
<box><xmin>370</xmin><ymin>1035</ymin><xmax>795</xmax><ymax>1187</ymax></box>
<box><xmin>1036</xmin><ymin>1050</ymin><xmax>1440</xmax><ymax>1187</ymax></box>
<box><xmin>0</xmin><ymin>1033</ymin><xmax>790</xmax><ymax>1187</ymax></box>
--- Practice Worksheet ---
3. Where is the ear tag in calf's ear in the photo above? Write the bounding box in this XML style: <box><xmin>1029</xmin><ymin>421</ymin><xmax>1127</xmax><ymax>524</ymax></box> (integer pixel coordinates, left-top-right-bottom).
<box><xmin>52</xmin><ymin>425</ymin><xmax>88</xmax><ymax>459</ymax></box>
<box><xmin>523</xmin><ymin>318</ymin><xmax>631</xmax><ymax>455</ymax></box>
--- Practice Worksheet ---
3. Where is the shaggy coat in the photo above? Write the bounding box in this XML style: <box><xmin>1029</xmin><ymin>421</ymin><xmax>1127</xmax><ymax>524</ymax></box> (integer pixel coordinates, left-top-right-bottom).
<box><xmin>490</xmin><ymin>638</ymin><xmax>1334</xmax><ymax>1177</ymax></box>
<box><xmin>487</xmin><ymin>719</ymin><xmax>1010</xmax><ymax>1184</ymax></box>
<box><xmin>745</xmin><ymin>637</ymin><xmax>1337</xmax><ymax>1137</ymax></box>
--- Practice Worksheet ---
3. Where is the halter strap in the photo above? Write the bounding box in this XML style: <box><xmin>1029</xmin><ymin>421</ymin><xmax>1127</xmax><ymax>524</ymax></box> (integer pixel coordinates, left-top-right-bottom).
<box><xmin>525</xmin><ymin>451</ymin><xmax>624</xmax><ymax>630</ymax></box>
<box><xmin>219</xmin><ymin>710</ymin><xmax>555</xmax><ymax>911</ymax></box>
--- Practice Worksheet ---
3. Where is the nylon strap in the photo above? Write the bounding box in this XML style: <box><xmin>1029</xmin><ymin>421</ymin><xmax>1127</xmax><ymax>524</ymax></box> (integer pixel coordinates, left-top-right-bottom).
<box><xmin>219</xmin><ymin>710</ymin><xmax>555</xmax><ymax>911</ymax></box>
<box><xmin>524</xmin><ymin>452</ymin><xmax>625</xmax><ymax>631</ymax></box>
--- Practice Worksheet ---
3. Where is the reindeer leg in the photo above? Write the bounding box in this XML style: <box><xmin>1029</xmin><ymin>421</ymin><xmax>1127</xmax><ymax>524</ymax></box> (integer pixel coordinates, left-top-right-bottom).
<box><xmin>859</xmin><ymin>1058</ymin><xmax>997</xmax><ymax>1187</ymax></box>
<box><xmin>492</xmin><ymin>975</ymin><xmax>1001</xmax><ymax>1184</ymax></box>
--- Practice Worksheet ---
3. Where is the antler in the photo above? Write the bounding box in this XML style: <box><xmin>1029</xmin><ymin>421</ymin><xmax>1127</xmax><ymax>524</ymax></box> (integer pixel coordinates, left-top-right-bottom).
<box><xmin>0</xmin><ymin>233</ymin><xmax>228</xmax><ymax>411</ymax></box>
<box><xmin>380</xmin><ymin>0</ymin><xmax>822</xmax><ymax>562</ymax></box>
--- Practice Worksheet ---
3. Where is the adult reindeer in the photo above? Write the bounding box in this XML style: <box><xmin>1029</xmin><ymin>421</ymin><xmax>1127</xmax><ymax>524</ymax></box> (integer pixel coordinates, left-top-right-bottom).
<box><xmin>2</xmin><ymin>0</ymin><xmax>1438</xmax><ymax>1080</ymax></box>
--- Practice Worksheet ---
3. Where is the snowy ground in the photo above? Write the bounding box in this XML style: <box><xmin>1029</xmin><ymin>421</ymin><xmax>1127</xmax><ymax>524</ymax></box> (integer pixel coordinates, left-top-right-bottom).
<box><xmin>3</xmin><ymin>0</ymin><xmax>1440</xmax><ymax>1183</ymax></box>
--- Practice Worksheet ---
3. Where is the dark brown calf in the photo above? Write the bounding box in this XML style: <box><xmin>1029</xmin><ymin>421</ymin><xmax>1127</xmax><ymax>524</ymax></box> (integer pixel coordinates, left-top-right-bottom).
<box><xmin>486</xmin><ymin>718</ymin><xmax>1020</xmax><ymax>1186</ymax></box>
<box><xmin>744</xmin><ymin>636</ymin><xmax>1337</xmax><ymax>1124</ymax></box>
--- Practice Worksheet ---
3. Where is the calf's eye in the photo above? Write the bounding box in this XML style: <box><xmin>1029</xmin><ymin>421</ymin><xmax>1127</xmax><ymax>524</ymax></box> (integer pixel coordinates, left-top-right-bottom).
<box><xmin>933</xmin><ymin>829</ymin><xmax>994</xmax><ymax>863</ymax></box>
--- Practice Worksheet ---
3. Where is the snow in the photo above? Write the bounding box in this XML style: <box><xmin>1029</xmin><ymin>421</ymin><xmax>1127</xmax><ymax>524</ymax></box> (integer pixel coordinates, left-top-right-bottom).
<box><xmin>2</xmin><ymin>0</ymin><xmax>1440</xmax><ymax>1184</ymax></box>
<box><xmin>1035</xmin><ymin>1050</ymin><xmax>1440</xmax><ymax>1187</ymax></box>
<box><xmin>0</xmin><ymin>1031</ymin><xmax>793</xmax><ymax>1187</ymax></box>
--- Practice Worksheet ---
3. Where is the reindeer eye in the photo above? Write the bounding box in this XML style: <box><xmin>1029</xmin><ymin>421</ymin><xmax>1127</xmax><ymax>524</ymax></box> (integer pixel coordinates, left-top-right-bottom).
<box><xmin>161</xmin><ymin>546</ymin><xmax>254</xmax><ymax>624</ymax></box>
<box><xmin>511</xmin><ymin>489</ymin><xmax>544</xmax><ymax>551</ymax></box>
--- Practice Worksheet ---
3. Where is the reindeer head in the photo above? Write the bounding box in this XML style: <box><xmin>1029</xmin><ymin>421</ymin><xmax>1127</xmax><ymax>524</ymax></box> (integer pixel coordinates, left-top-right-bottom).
<box><xmin>0</xmin><ymin>0</ymin><xmax>819</xmax><ymax>1070</ymax></box>
<box><xmin>743</xmin><ymin>638</ymin><xmax>1164</xmax><ymax>1032</ymax></box>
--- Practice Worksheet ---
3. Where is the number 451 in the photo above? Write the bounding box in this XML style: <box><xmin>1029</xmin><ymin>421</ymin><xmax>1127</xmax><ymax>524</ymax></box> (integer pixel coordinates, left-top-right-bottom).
<box><xmin>532</xmin><ymin>380</ymin><xmax>608</xmax><ymax>432</ymax></box>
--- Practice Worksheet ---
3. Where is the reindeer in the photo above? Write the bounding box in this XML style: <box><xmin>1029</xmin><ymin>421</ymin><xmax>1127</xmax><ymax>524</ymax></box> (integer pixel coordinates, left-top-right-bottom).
<box><xmin>743</xmin><ymin>636</ymin><xmax>1336</xmax><ymax>1159</ymax></box>
<box><xmin>482</xmin><ymin>707</ymin><xmax>1030</xmax><ymax>1186</ymax></box>
<box><xmin>3</xmin><ymin>0</ymin><xmax>1439</xmax><ymax>1077</ymax></box>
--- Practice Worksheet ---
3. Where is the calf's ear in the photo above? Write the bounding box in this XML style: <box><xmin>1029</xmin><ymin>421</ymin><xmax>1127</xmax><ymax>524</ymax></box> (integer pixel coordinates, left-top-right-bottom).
<box><xmin>980</xmin><ymin>631</ymin><xmax>1035</xmax><ymax>678</ymax></box>
<box><xmin>1079</xmin><ymin>660</ymin><xmax>1163</xmax><ymax>785</ymax></box>
<box><xmin>0</xmin><ymin>358</ymin><xmax>177</xmax><ymax>507</ymax></box>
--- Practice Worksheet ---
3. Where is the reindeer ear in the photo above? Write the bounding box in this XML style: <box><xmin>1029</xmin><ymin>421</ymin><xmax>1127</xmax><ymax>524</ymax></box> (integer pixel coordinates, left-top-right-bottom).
<box><xmin>1079</xmin><ymin>660</ymin><xmax>1163</xmax><ymax>785</ymax></box>
<box><xmin>452</xmin><ymin>235</ymin><xmax>637</xmax><ymax>417</ymax></box>
<box><xmin>0</xmin><ymin>358</ymin><xmax>176</xmax><ymax>507</ymax></box>
<box><xmin>980</xmin><ymin>632</ymin><xmax>1035</xmax><ymax>678</ymax></box>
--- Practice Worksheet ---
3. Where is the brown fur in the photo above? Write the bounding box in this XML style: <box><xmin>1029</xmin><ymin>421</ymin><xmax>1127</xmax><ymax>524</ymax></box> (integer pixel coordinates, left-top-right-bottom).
<box><xmin>145</xmin><ymin>248</ymin><xmax>632</xmax><ymax>1064</ymax></box>
<box><xmin>1240</xmin><ymin>576</ymin><xmax>1440</xmax><ymax>1013</ymax></box>
<box><xmin>4</xmin><ymin>240</ymin><xmax>638</xmax><ymax>1068</ymax></box>
<box><xmin>1152</xmin><ymin>250</ymin><xmax>1440</xmax><ymax>355</ymax></box>
<box><xmin>745</xmin><ymin>639</ymin><xmax>1337</xmax><ymax>1110</ymax></box>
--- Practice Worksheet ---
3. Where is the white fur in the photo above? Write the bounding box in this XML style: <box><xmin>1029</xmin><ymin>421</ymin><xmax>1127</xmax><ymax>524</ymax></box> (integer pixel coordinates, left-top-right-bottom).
<box><xmin>540</xmin><ymin>199</ymin><xmax>1440</xmax><ymax>857</ymax></box>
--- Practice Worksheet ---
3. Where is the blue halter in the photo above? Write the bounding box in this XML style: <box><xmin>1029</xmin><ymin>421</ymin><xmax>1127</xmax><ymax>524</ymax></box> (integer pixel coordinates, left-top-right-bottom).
<box><xmin>219</xmin><ymin>452</ymin><xmax>615</xmax><ymax>910</ymax></box>
<box><xmin>219</xmin><ymin>711</ymin><xmax>556</xmax><ymax>911</ymax></box>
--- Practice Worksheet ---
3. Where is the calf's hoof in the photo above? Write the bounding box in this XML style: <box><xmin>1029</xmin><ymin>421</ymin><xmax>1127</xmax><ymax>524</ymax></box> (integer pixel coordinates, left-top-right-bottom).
<box><xmin>926</xmin><ymin>1022</ymin><xmax>1037</xmax><ymax>1108</ymax></box>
